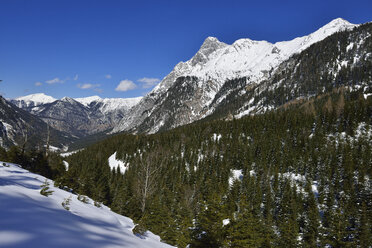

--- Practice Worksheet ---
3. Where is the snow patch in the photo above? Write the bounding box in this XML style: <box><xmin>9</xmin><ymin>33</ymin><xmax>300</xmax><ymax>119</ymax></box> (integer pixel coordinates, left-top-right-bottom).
<box><xmin>63</xmin><ymin>161</ymin><xmax>69</xmax><ymax>171</ymax></box>
<box><xmin>60</xmin><ymin>150</ymin><xmax>81</xmax><ymax>157</ymax></box>
<box><xmin>229</xmin><ymin>169</ymin><xmax>243</xmax><ymax>186</ymax></box>
<box><xmin>222</xmin><ymin>219</ymin><xmax>230</xmax><ymax>226</ymax></box>
<box><xmin>212</xmin><ymin>133</ymin><xmax>222</xmax><ymax>142</ymax></box>
<box><xmin>346</xmin><ymin>42</ymin><xmax>354</xmax><ymax>52</ymax></box>
<box><xmin>108</xmin><ymin>152</ymin><xmax>128</xmax><ymax>174</ymax></box>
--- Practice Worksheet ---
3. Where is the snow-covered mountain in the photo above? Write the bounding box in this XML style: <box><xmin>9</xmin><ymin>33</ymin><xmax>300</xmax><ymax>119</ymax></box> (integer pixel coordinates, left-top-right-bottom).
<box><xmin>154</xmin><ymin>18</ymin><xmax>355</xmax><ymax>94</ymax></box>
<box><xmin>13</xmin><ymin>93</ymin><xmax>57</xmax><ymax>108</ymax></box>
<box><xmin>0</xmin><ymin>162</ymin><xmax>174</xmax><ymax>248</ymax></box>
<box><xmin>112</xmin><ymin>18</ymin><xmax>358</xmax><ymax>133</ymax></box>
<box><xmin>11</xmin><ymin>94</ymin><xmax>142</xmax><ymax>137</ymax></box>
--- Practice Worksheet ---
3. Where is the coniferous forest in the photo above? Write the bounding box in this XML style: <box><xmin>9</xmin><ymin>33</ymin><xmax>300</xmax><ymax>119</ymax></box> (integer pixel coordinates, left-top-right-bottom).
<box><xmin>4</xmin><ymin>88</ymin><xmax>370</xmax><ymax>247</ymax></box>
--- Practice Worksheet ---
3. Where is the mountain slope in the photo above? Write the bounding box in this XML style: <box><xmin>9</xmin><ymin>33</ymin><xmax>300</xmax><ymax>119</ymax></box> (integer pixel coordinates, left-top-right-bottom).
<box><xmin>112</xmin><ymin>18</ymin><xmax>357</xmax><ymax>134</ymax></box>
<box><xmin>60</xmin><ymin>90</ymin><xmax>372</xmax><ymax>247</ymax></box>
<box><xmin>0</xmin><ymin>162</ymin><xmax>174</xmax><ymax>248</ymax></box>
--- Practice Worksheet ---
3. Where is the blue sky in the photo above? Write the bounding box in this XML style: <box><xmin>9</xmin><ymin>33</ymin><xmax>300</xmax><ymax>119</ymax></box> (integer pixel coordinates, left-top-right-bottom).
<box><xmin>0</xmin><ymin>0</ymin><xmax>371</xmax><ymax>99</ymax></box>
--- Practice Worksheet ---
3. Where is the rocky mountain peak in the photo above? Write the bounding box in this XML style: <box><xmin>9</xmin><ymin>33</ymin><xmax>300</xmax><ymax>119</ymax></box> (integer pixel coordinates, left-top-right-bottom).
<box><xmin>191</xmin><ymin>36</ymin><xmax>227</xmax><ymax>66</ymax></box>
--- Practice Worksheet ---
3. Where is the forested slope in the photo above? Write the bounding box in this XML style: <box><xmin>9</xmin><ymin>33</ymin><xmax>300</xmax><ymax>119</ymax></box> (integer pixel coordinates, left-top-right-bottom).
<box><xmin>57</xmin><ymin>89</ymin><xmax>372</xmax><ymax>247</ymax></box>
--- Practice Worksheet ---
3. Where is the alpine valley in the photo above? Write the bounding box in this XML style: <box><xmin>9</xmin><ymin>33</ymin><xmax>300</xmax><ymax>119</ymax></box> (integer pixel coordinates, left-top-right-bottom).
<box><xmin>1</xmin><ymin>17</ymin><xmax>372</xmax><ymax>248</ymax></box>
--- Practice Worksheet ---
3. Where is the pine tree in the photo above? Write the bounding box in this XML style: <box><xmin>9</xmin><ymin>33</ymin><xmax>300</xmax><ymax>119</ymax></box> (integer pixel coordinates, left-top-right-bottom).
<box><xmin>40</xmin><ymin>179</ymin><xmax>54</xmax><ymax>197</ymax></box>
<box><xmin>190</xmin><ymin>194</ymin><xmax>225</xmax><ymax>248</ymax></box>
<box><xmin>303</xmin><ymin>180</ymin><xmax>319</xmax><ymax>247</ymax></box>
<box><xmin>358</xmin><ymin>202</ymin><xmax>371</xmax><ymax>248</ymax></box>
<box><xmin>226</xmin><ymin>195</ymin><xmax>265</xmax><ymax>248</ymax></box>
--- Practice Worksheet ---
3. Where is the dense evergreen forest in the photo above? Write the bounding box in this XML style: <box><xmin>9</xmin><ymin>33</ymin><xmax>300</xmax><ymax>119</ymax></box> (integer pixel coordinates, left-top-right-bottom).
<box><xmin>5</xmin><ymin>88</ymin><xmax>370</xmax><ymax>247</ymax></box>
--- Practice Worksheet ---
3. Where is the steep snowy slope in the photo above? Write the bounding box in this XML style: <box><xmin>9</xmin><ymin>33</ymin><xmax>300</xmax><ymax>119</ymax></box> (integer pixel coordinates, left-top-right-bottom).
<box><xmin>112</xmin><ymin>18</ymin><xmax>357</xmax><ymax>133</ymax></box>
<box><xmin>0</xmin><ymin>162</ymin><xmax>174</xmax><ymax>248</ymax></box>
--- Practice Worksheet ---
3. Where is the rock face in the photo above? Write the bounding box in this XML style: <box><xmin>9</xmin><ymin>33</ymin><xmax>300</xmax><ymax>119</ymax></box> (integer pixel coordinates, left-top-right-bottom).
<box><xmin>112</xmin><ymin>18</ymin><xmax>357</xmax><ymax>134</ymax></box>
<box><xmin>11</xmin><ymin>95</ymin><xmax>142</xmax><ymax>137</ymax></box>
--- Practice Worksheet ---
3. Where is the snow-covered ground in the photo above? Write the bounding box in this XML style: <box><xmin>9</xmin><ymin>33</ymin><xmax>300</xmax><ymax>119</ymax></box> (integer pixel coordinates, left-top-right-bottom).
<box><xmin>0</xmin><ymin>162</ymin><xmax>174</xmax><ymax>248</ymax></box>
<box><xmin>60</xmin><ymin>150</ymin><xmax>82</xmax><ymax>157</ymax></box>
<box><xmin>229</xmin><ymin>169</ymin><xmax>243</xmax><ymax>186</ymax></box>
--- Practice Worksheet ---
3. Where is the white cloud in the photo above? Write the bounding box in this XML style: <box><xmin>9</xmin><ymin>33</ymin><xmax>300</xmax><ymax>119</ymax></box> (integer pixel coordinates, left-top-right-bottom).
<box><xmin>138</xmin><ymin>77</ymin><xmax>160</xmax><ymax>88</ymax></box>
<box><xmin>45</xmin><ymin>77</ymin><xmax>64</xmax><ymax>84</ymax></box>
<box><xmin>77</xmin><ymin>83</ymin><xmax>100</xmax><ymax>89</ymax></box>
<box><xmin>35</xmin><ymin>82</ymin><xmax>42</xmax><ymax>86</ymax></box>
<box><xmin>105</xmin><ymin>74</ymin><xmax>112</xmax><ymax>79</ymax></box>
<box><xmin>115</xmin><ymin>80</ymin><xmax>137</xmax><ymax>92</ymax></box>
<box><xmin>73</xmin><ymin>74</ymin><xmax>79</xmax><ymax>81</ymax></box>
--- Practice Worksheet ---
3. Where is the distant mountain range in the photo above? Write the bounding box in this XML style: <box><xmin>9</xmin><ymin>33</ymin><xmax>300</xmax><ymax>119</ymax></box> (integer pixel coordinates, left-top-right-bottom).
<box><xmin>0</xmin><ymin>96</ymin><xmax>74</xmax><ymax>149</ymax></box>
<box><xmin>10</xmin><ymin>93</ymin><xmax>142</xmax><ymax>137</ymax></box>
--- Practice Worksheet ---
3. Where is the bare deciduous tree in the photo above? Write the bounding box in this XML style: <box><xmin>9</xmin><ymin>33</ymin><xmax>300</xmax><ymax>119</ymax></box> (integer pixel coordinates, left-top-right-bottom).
<box><xmin>20</xmin><ymin>127</ymin><xmax>28</xmax><ymax>155</ymax></box>
<box><xmin>45</xmin><ymin>124</ymin><xmax>50</xmax><ymax>157</ymax></box>
<box><xmin>135</xmin><ymin>150</ymin><xmax>162</xmax><ymax>214</ymax></box>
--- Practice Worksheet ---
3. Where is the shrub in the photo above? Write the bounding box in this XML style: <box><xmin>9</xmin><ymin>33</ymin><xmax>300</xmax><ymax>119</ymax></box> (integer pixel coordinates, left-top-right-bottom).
<box><xmin>77</xmin><ymin>194</ymin><xmax>89</xmax><ymax>204</ymax></box>
<box><xmin>62</xmin><ymin>196</ymin><xmax>72</xmax><ymax>210</ymax></box>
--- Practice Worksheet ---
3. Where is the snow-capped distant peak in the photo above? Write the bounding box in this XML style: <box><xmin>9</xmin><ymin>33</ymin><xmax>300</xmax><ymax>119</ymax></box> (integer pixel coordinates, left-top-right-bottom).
<box><xmin>74</xmin><ymin>95</ymin><xmax>102</xmax><ymax>106</ymax></box>
<box><xmin>14</xmin><ymin>93</ymin><xmax>57</xmax><ymax>106</ymax></box>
